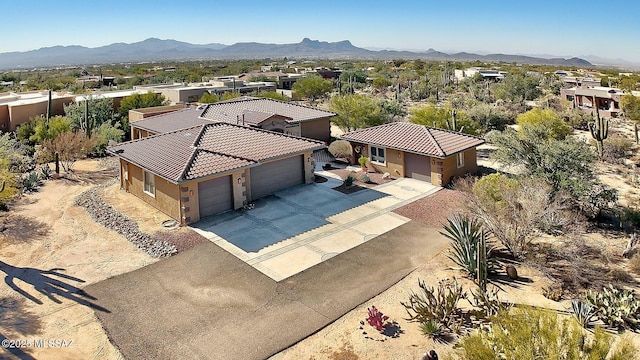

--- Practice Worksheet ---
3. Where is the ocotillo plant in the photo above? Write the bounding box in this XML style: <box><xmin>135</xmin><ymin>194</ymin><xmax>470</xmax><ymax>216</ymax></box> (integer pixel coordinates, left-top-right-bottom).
<box><xmin>589</xmin><ymin>104</ymin><xmax>608</xmax><ymax>158</ymax></box>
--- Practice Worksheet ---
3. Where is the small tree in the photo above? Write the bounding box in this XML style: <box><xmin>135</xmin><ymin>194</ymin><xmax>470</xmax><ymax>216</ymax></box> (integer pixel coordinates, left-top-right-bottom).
<box><xmin>199</xmin><ymin>92</ymin><xmax>219</xmax><ymax>103</ymax></box>
<box><xmin>39</xmin><ymin>131</ymin><xmax>96</xmax><ymax>172</ymax></box>
<box><xmin>329</xmin><ymin>94</ymin><xmax>385</xmax><ymax>132</ymax></box>
<box><xmin>292</xmin><ymin>75</ymin><xmax>333</xmax><ymax>102</ymax></box>
<box><xmin>410</xmin><ymin>105</ymin><xmax>480</xmax><ymax>135</ymax></box>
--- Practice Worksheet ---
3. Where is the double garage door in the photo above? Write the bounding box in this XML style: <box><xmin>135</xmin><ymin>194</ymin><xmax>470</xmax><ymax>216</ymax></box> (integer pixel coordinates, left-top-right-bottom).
<box><xmin>197</xmin><ymin>155</ymin><xmax>304</xmax><ymax>219</ymax></box>
<box><xmin>250</xmin><ymin>155</ymin><xmax>304</xmax><ymax>199</ymax></box>
<box><xmin>405</xmin><ymin>152</ymin><xmax>431</xmax><ymax>182</ymax></box>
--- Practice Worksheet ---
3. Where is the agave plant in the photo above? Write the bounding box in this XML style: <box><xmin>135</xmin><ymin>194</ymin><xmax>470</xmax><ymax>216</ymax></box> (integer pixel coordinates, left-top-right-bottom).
<box><xmin>441</xmin><ymin>214</ymin><xmax>498</xmax><ymax>279</ymax></box>
<box><xmin>571</xmin><ymin>299</ymin><xmax>595</xmax><ymax>329</ymax></box>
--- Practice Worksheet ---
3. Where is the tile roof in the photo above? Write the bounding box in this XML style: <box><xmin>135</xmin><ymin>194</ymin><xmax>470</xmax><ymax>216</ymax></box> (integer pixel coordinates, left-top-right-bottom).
<box><xmin>108</xmin><ymin>123</ymin><xmax>324</xmax><ymax>183</ymax></box>
<box><xmin>339</xmin><ymin>122</ymin><xmax>485</xmax><ymax>158</ymax></box>
<box><xmin>130</xmin><ymin>108</ymin><xmax>212</xmax><ymax>134</ymax></box>
<box><xmin>200</xmin><ymin>96</ymin><xmax>336</xmax><ymax>125</ymax></box>
<box><xmin>240</xmin><ymin>110</ymin><xmax>291</xmax><ymax>126</ymax></box>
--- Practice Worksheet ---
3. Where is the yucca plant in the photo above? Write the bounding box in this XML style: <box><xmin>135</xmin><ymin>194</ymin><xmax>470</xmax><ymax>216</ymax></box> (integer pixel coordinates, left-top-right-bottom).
<box><xmin>441</xmin><ymin>214</ymin><xmax>498</xmax><ymax>279</ymax></box>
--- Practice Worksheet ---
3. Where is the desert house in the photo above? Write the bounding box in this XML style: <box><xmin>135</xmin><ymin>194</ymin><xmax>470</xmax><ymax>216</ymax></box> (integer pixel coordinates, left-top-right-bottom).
<box><xmin>129</xmin><ymin>96</ymin><xmax>337</xmax><ymax>142</ymax></box>
<box><xmin>108</xmin><ymin>122</ymin><xmax>324</xmax><ymax>225</ymax></box>
<box><xmin>339</xmin><ymin>122</ymin><xmax>485</xmax><ymax>186</ymax></box>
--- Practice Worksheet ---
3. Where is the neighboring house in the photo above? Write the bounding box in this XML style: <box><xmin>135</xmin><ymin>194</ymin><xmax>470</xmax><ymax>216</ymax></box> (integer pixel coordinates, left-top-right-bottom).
<box><xmin>108</xmin><ymin>122</ymin><xmax>324</xmax><ymax>225</ymax></box>
<box><xmin>0</xmin><ymin>91</ymin><xmax>75</xmax><ymax>132</ymax></box>
<box><xmin>199</xmin><ymin>97</ymin><xmax>336</xmax><ymax>142</ymax></box>
<box><xmin>135</xmin><ymin>79</ymin><xmax>276</xmax><ymax>104</ymax></box>
<box><xmin>454</xmin><ymin>67</ymin><xmax>507</xmax><ymax>81</ymax></box>
<box><xmin>339</xmin><ymin>122</ymin><xmax>485</xmax><ymax>187</ymax></box>
<box><xmin>559</xmin><ymin>76</ymin><xmax>601</xmax><ymax>88</ymax></box>
<box><xmin>129</xmin><ymin>96</ymin><xmax>336</xmax><ymax>142</ymax></box>
<box><xmin>561</xmin><ymin>86</ymin><xmax>623</xmax><ymax>118</ymax></box>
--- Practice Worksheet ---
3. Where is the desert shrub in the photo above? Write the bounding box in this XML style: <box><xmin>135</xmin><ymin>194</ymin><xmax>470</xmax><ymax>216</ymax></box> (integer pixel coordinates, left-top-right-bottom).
<box><xmin>419</xmin><ymin>319</ymin><xmax>444</xmax><ymax>340</ymax></box>
<box><xmin>441</xmin><ymin>213</ymin><xmax>498</xmax><ymax>277</ymax></box>
<box><xmin>585</xmin><ymin>284</ymin><xmax>640</xmax><ymax>331</ymax></box>
<box><xmin>455</xmin><ymin>306</ymin><xmax>638</xmax><ymax>360</ymax></box>
<box><xmin>459</xmin><ymin>174</ymin><xmax>563</xmax><ymax>259</ymax></box>
<box><xmin>571</xmin><ymin>299</ymin><xmax>596</xmax><ymax>329</ymax></box>
<box><xmin>360</xmin><ymin>174</ymin><xmax>370</xmax><ymax>183</ymax></box>
<box><xmin>466</xmin><ymin>103</ymin><xmax>513</xmax><ymax>132</ymax></box>
<box><xmin>516</xmin><ymin>108</ymin><xmax>571</xmax><ymax>140</ymax></box>
<box><xmin>343</xmin><ymin>172</ymin><xmax>356</xmax><ymax>187</ymax></box>
<box><xmin>602</xmin><ymin>135</ymin><xmax>635</xmax><ymax>164</ymax></box>
<box><xmin>401</xmin><ymin>278</ymin><xmax>466</xmax><ymax>335</ymax></box>
<box><xmin>630</xmin><ymin>253</ymin><xmax>640</xmax><ymax>275</ymax></box>
<box><xmin>0</xmin><ymin>169</ymin><xmax>20</xmax><ymax>208</ymax></box>
<box><xmin>328</xmin><ymin>140</ymin><xmax>353</xmax><ymax>162</ymax></box>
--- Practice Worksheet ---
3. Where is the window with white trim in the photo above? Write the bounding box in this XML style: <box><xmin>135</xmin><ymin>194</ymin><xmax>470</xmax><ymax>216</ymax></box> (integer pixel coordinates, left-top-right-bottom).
<box><xmin>143</xmin><ymin>170</ymin><xmax>156</xmax><ymax>197</ymax></box>
<box><xmin>370</xmin><ymin>146</ymin><xmax>386</xmax><ymax>165</ymax></box>
<box><xmin>456</xmin><ymin>152</ymin><xmax>465</xmax><ymax>168</ymax></box>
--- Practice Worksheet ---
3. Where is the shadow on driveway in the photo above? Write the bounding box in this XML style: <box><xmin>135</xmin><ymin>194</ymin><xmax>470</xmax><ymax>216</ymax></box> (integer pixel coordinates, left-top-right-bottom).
<box><xmin>194</xmin><ymin>180</ymin><xmax>389</xmax><ymax>253</ymax></box>
<box><xmin>86</xmin><ymin>221</ymin><xmax>448</xmax><ymax>360</ymax></box>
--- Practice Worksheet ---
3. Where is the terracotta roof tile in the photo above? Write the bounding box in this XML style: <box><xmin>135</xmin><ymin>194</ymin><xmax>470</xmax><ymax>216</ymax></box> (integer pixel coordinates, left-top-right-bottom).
<box><xmin>339</xmin><ymin>122</ymin><xmax>485</xmax><ymax>158</ymax></box>
<box><xmin>200</xmin><ymin>96</ymin><xmax>336</xmax><ymax>124</ymax></box>
<box><xmin>130</xmin><ymin>108</ymin><xmax>212</xmax><ymax>134</ymax></box>
<box><xmin>108</xmin><ymin>122</ymin><xmax>324</xmax><ymax>183</ymax></box>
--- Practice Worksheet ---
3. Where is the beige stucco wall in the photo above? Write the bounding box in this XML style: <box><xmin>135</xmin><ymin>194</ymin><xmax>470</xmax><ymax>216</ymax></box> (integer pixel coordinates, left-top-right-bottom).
<box><xmin>129</xmin><ymin>104</ymin><xmax>184</xmax><ymax>122</ymax></box>
<box><xmin>122</xmin><ymin>160</ymin><xmax>182</xmax><ymax>221</ymax></box>
<box><xmin>431</xmin><ymin>148</ymin><xmax>478</xmax><ymax>186</ymax></box>
<box><xmin>300</xmin><ymin>118</ymin><xmax>331</xmax><ymax>143</ymax></box>
<box><xmin>7</xmin><ymin>96</ymin><xmax>74</xmax><ymax>131</ymax></box>
<box><xmin>353</xmin><ymin>144</ymin><xmax>404</xmax><ymax>178</ymax></box>
<box><xmin>0</xmin><ymin>105</ymin><xmax>8</xmax><ymax>132</ymax></box>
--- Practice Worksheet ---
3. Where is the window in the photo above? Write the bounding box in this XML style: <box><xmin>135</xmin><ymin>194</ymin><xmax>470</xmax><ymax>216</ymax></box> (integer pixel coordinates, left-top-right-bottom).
<box><xmin>456</xmin><ymin>153</ymin><xmax>465</xmax><ymax>168</ymax></box>
<box><xmin>143</xmin><ymin>170</ymin><xmax>156</xmax><ymax>197</ymax></box>
<box><xmin>370</xmin><ymin>146</ymin><xmax>386</xmax><ymax>164</ymax></box>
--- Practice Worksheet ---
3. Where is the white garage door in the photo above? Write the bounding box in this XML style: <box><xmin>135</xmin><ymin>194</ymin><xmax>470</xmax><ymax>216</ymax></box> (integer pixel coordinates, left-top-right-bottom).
<box><xmin>250</xmin><ymin>156</ymin><xmax>304</xmax><ymax>199</ymax></box>
<box><xmin>198</xmin><ymin>175</ymin><xmax>233</xmax><ymax>218</ymax></box>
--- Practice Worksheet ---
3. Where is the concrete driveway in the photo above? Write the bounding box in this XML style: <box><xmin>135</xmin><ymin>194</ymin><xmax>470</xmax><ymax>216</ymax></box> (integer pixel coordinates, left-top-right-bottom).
<box><xmin>87</xmin><ymin>221</ymin><xmax>450</xmax><ymax>360</ymax></box>
<box><xmin>192</xmin><ymin>175</ymin><xmax>440</xmax><ymax>280</ymax></box>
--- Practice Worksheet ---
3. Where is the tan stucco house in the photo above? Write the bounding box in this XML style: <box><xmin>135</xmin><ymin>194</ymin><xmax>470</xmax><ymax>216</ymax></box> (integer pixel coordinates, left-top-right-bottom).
<box><xmin>108</xmin><ymin>122</ymin><xmax>324</xmax><ymax>225</ymax></box>
<box><xmin>339</xmin><ymin>122</ymin><xmax>485</xmax><ymax>187</ymax></box>
<box><xmin>129</xmin><ymin>96</ymin><xmax>336</xmax><ymax>143</ymax></box>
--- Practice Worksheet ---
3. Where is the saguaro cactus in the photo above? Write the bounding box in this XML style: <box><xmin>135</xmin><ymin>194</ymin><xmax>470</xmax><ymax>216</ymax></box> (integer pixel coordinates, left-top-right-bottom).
<box><xmin>477</xmin><ymin>231</ymin><xmax>488</xmax><ymax>291</ymax></box>
<box><xmin>589</xmin><ymin>104</ymin><xmax>608</xmax><ymax>158</ymax></box>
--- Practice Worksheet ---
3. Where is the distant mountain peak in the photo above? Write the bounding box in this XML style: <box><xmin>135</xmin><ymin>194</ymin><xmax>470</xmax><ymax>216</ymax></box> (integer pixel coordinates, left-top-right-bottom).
<box><xmin>0</xmin><ymin>38</ymin><xmax>598</xmax><ymax>70</ymax></box>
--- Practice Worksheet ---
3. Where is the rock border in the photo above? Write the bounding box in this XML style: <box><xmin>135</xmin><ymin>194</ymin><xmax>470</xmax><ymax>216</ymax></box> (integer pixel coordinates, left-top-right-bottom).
<box><xmin>75</xmin><ymin>180</ymin><xmax>177</xmax><ymax>258</ymax></box>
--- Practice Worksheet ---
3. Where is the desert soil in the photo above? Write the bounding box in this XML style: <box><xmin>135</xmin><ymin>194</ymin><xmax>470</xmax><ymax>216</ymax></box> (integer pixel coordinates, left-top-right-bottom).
<box><xmin>0</xmin><ymin>159</ymin><xmax>167</xmax><ymax>359</ymax></box>
<box><xmin>3</xmin><ymin>115</ymin><xmax>640</xmax><ymax>359</ymax></box>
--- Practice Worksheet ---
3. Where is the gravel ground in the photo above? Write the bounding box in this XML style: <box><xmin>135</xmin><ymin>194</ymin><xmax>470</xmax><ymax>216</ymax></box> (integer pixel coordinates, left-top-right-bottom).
<box><xmin>327</xmin><ymin>169</ymin><xmax>394</xmax><ymax>188</ymax></box>
<box><xmin>75</xmin><ymin>180</ymin><xmax>178</xmax><ymax>258</ymax></box>
<box><xmin>393</xmin><ymin>188</ymin><xmax>467</xmax><ymax>227</ymax></box>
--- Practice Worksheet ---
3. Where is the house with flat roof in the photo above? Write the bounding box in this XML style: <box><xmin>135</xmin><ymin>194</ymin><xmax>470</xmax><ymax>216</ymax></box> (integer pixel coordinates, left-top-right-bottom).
<box><xmin>129</xmin><ymin>96</ymin><xmax>336</xmax><ymax>143</ymax></box>
<box><xmin>340</xmin><ymin>122</ymin><xmax>485</xmax><ymax>187</ymax></box>
<box><xmin>108</xmin><ymin>122</ymin><xmax>324</xmax><ymax>224</ymax></box>
<box><xmin>561</xmin><ymin>86</ymin><xmax>624</xmax><ymax>118</ymax></box>
<box><xmin>0</xmin><ymin>91</ymin><xmax>75</xmax><ymax>132</ymax></box>
<box><xmin>135</xmin><ymin>79</ymin><xmax>277</xmax><ymax>104</ymax></box>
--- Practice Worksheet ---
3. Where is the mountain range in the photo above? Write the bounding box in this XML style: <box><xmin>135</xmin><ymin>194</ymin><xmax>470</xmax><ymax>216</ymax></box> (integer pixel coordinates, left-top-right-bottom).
<box><xmin>0</xmin><ymin>37</ymin><xmax>595</xmax><ymax>70</ymax></box>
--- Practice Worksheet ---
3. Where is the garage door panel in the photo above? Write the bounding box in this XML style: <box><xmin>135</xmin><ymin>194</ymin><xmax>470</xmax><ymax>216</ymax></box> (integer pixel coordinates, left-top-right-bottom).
<box><xmin>405</xmin><ymin>153</ymin><xmax>431</xmax><ymax>182</ymax></box>
<box><xmin>198</xmin><ymin>176</ymin><xmax>233</xmax><ymax>218</ymax></box>
<box><xmin>250</xmin><ymin>156</ymin><xmax>303</xmax><ymax>199</ymax></box>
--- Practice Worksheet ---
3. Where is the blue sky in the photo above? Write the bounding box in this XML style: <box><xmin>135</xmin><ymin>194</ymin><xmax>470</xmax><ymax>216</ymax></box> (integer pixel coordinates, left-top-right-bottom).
<box><xmin>3</xmin><ymin>0</ymin><xmax>639</xmax><ymax>63</ymax></box>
